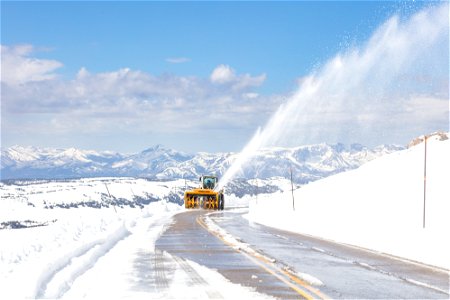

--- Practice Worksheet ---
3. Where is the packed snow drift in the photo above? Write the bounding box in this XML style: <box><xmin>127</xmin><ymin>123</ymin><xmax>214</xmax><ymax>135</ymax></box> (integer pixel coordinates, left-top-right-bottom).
<box><xmin>247</xmin><ymin>134</ymin><xmax>450</xmax><ymax>269</ymax></box>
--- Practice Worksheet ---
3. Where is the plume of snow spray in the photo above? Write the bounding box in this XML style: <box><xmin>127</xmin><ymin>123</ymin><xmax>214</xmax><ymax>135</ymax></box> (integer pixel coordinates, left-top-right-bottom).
<box><xmin>217</xmin><ymin>3</ymin><xmax>449</xmax><ymax>190</ymax></box>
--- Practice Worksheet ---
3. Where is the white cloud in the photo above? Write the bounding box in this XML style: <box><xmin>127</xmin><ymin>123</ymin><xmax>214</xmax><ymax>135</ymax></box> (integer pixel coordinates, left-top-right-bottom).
<box><xmin>232</xmin><ymin>73</ymin><xmax>266</xmax><ymax>91</ymax></box>
<box><xmin>210</xmin><ymin>64</ymin><xmax>266</xmax><ymax>91</ymax></box>
<box><xmin>76</xmin><ymin>67</ymin><xmax>90</xmax><ymax>79</ymax></box>
<box><xmin>242</xmin><ymin>92</ymin><xmax>259</xmax><ymax>99</ymax></box>
<box><xmin>2</xmin><ymin>55</ymin><xmax>273</xmax><ymax>142</ymax></box>
<box><xmin>210</xmin><ymin>64</ymin><xmax>235</xmax><ymax>84</ymax></box>
<box><xmin>165</xmin><ymin>57</ymin><xmax>191</xmax><ymax>64</ymax></box>
<box><xmin>1</xmin><ymin>44</ymin><xmax>63</xmax><ymax>85</ymax></box>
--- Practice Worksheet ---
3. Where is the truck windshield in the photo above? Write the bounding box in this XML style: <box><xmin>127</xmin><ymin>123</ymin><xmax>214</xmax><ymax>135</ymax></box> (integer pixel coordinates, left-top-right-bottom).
<box><xmin>203</xmin><ymin>177</ymin><xmax>216</xmax><ymax>189</ymax></box>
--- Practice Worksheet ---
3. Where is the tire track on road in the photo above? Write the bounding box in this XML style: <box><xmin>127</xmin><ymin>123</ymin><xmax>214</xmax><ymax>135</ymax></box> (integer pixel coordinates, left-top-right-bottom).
<box><xmin>154</xmin><ymin>248</ymin><xmax>170</xmax><ymax>291</ymax></box>
<box><xmin>172</xmin><ymin>255</ymin><xmax>224</xmax><ymax>299</ymax></box>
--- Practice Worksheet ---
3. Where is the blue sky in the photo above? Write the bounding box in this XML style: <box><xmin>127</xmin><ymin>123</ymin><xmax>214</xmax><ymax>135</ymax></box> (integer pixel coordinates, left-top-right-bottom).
<box><xmin>2</xmin><ymin>1</ymin><xmax>426</xmax><ymax>93</ymax></box>
<box><xmin>1</xmin><ymin>1</ymin><xmax>448</xmax><ymax>153</ymax></box>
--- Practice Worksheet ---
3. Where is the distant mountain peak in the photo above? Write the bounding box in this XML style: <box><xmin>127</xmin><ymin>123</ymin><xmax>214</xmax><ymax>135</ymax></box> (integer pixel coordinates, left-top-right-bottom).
<box><xmin>408</xmin><ymin>131</ymin><xmax>449</xmax><ymax>148</ymax></box>
<box><xmin>1</xmin><ymin>142</ymin><xmax>405</xmax><ymax>182</ymax></box>
<box><xmin>143</xmin><ymin>144</ymin><xmax>165</xmax><ymax>152</ymax></box>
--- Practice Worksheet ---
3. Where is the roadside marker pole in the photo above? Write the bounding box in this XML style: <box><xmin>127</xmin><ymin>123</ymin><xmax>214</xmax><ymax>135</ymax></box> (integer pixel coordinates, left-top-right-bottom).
<box><xmin>423</xmin><ymin>136</ymin><xmax>427</xmax><ymax>229</ymax></box>
<box><xmin>290</xmin><ymin>167</ymin><xmax>295</xmax><ymax>211</ymax></box>
<box><xmin>256</xmin><ymin>177</ymin><xmax>258</xmax><ymax>205</ymax></box>
<box><xmin>105</xmin><ymin>183</ymin><xmax>117</xmax><ymax>213</ymax></box>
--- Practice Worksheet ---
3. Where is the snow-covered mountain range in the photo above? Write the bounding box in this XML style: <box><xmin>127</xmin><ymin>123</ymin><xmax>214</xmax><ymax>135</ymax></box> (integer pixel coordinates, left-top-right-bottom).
<box><xmin>1</xmin><ymin>143</ymin><xmax>403</xmax><ymax>183</ymax></box>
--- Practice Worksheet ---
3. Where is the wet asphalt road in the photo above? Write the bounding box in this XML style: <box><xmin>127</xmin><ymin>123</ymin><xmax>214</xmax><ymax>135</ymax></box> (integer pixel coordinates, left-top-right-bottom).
<box><xmin>156</xmin><ymin>208</ymin><xmax>449</xmax><ymax>299</ymax></box>
<box><xmin>156</xmin><ymin>209</ymin><xmax>308</xmax><ymax>299</ymax></box>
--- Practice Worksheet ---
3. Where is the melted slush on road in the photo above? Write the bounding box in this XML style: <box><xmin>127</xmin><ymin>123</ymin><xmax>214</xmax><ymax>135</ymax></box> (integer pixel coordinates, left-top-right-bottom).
<box><xmin>156</xmin><ymin>209</ymin><xmax>449</xmax><ymax>299</ymax></box>
<box><xmin>156</xmin><ymin>209</ymin><xmax>305</xmax><ymax>299</ymax></box>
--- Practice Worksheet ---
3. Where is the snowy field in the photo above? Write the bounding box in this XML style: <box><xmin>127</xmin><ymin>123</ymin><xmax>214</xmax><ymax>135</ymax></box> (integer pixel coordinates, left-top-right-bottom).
<box><xmin>248</xmin><ymin>135</ymin><xmax>450</xmax><ymax>269</ymax></box>
<box><xmin>1</xmin><ymin>135</ymin><xmax>448</xmax><ymax>299</ymax></box>
<box><xmin>0</xmin><ymin>179</ymin><xmax>269</xmax><ymax>299</ymax></box>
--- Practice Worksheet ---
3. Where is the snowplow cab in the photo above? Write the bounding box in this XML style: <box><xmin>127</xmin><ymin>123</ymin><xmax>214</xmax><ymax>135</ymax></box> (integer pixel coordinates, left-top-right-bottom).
<box><xmin>184</xmin><ymin>175</ymin><xmax>224</xmax><ymax>210</ymax></box>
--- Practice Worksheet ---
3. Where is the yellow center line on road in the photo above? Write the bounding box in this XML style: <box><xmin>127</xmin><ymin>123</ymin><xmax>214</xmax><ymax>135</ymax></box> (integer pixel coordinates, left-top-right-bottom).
<box><xmin>282</xmin><ymin>269</ymin><xmax>330</xmax><ymax>300</ymax></box>
<box><xmin>196</xmin><ymin>215</ymin><xmax>329</xmax><ymax>300</ymax></box>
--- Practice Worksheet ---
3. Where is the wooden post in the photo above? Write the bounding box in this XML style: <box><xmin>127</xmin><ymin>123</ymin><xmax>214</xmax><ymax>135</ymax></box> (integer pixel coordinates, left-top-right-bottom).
<box><xmin>255</xmin><ymin>178</ymin><xmax>258</xmax><ymax>205</ymax></box>
<box><xmin>290</xmin><ymin>167</ymin><xmax>295</xmax><ymax>211</ymax></box>
<box><xmin>423</xmin><ymin>136</ymin><xmax>427</xmax><ymax>228</ymax></box>
<box><xmin>105</xmin><ymin>183</ymin><xmax>117</xmax><ymax>213</ymax></box>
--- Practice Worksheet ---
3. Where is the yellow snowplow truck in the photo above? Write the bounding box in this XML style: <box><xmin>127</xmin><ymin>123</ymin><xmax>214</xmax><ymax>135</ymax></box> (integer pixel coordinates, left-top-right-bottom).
<box><xmin>184</xmin><ymin>175</ymin><xmax>224</xmax><ymax>210</ymax></box>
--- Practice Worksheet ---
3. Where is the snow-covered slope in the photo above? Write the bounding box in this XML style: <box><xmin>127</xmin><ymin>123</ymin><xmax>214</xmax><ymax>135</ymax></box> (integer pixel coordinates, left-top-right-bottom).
<box><xmin>1</xmin><ymin>143</ymin><xmax>403</xmax><ymax>184</ymax></box>
<box><xmin>0</xmin><ymin>178</ymin><xmax>275</xmax><ymax>299</ymax></box>
<box><xmin>247</xmin><ymin>133</ymin><xmax>450</xmax><ymax>269</ymax></box>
